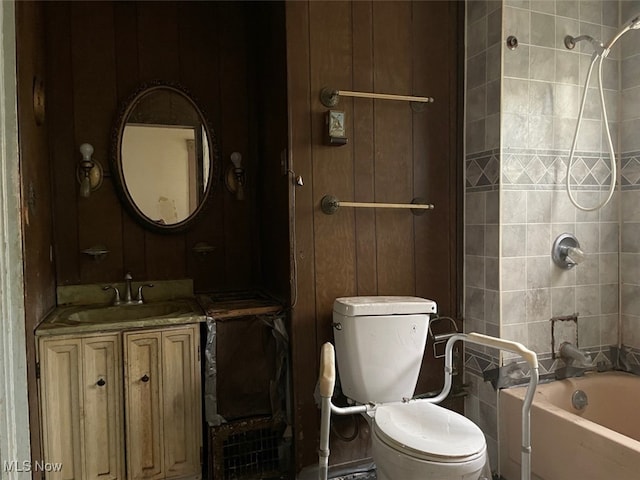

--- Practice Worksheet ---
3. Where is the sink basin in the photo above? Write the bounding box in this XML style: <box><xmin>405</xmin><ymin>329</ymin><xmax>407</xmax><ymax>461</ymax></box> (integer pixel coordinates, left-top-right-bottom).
<box><xmin>46</xmin><ymin>299</ymin><xmax>199</xmax><ymax>328</ymax></box>
<box><xmin>66</xmin><ymin>302</ymin><xmax>192</xmax><ymax>323</ymax></box>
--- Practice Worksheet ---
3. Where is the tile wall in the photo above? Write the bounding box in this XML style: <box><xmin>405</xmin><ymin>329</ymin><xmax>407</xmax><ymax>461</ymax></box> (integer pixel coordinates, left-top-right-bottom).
<box><xmin>621</xmin><ymin>0</ymin><xmax>640</xmax><ymax>359</ymax></box>
<box><xmin>464</xmin><ymin>0</ymin><xmax>640</xmax><ymax>473</ymax></box>
<box><xmin>498</xmin><ymin>0</ymin><xmax>621</xmax><ymax>366</ymax></box>
<box><xmin>464</xmin><ymin>0</ymin><xmax>502</xmax><ymax>469</ymax></box>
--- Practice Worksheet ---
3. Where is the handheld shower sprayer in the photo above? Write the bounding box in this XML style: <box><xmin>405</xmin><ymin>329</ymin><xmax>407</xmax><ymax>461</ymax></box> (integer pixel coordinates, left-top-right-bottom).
<box><xmin>565</xmin><ymin>12</ymin><xmax>640</xmax><ymax>212</ymax></box>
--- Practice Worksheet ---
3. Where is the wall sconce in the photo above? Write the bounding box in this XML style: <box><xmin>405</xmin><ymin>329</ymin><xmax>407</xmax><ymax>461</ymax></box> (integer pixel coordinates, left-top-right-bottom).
<box><xmin>76</xmin><ymin>143</ymin><xmax>103</xmax><ymax>198</ymax></box>
<box><xmin>225</xmin><ymin>151</ymin><xmax>245</xmax><ymax>200</ymax></box>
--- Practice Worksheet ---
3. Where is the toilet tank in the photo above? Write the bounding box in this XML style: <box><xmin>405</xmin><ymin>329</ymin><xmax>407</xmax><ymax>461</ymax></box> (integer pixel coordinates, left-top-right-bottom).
<box><xmin>333</xmin><ymin>296</ymin><xmax>437</xmax><ymax>404</ymax></box>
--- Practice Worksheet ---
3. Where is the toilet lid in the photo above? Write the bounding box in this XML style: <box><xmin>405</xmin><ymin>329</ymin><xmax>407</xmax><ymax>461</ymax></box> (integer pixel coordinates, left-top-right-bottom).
<box><xmin>374</xmin><ymin>402</ymin><xmax>486</xmax><ymax>462</ymax></box>
<box><xmin>333</xmin><ymin>296</ymin><xmax>437</xmax><ymax>316</ymax></box>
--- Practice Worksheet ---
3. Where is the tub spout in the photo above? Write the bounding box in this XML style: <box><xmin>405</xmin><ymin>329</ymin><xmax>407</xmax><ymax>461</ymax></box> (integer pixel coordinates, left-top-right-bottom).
<box><xmin>559</xmin><ymin>342</ymin><xmax>593</xmax><ymax>368</ymax></box>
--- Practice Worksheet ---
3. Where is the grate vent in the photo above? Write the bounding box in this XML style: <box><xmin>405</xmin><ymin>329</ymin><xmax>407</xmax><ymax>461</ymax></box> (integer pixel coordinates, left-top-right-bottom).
<box><xmin>210</xmin><ymin>417</ymin><xmax>288</xmax><ymax>480</ymax></box>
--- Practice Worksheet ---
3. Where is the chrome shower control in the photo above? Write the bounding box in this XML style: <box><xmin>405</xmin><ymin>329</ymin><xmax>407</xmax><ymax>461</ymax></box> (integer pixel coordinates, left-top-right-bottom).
<box><xmin>552</xmin><ymin>233</ymin><xmax>585</xmax><ymax>269</ymax></box>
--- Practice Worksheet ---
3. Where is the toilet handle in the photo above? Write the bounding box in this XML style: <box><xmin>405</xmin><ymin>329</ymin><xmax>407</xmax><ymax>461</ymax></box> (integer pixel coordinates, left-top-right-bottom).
<box><xmin>332</xmin><ymin>322</ymin><xmax>343</xmax><ymax>330</ymax></box>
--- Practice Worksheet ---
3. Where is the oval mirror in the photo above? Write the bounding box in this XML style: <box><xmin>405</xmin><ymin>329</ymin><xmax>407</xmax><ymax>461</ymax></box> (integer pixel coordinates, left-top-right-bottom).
<box><xmin>111</xmin><ymin>82</ymin><xmax>218</xmax><ymax>233</ymax></box>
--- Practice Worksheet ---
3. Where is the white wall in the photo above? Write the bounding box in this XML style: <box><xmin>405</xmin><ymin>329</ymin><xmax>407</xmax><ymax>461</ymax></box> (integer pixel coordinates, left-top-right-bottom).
<box><xmin>0</xmin><ymin>1</ymin><xmax>33</xmax><ymax>477</ymax></box>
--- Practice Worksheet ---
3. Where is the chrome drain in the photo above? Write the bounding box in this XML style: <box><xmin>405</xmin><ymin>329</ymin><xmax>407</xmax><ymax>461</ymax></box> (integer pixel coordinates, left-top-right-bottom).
<box><xmin>572</xmin><ymin>389</ymin><xmax>588</xmax><ymax>410</ymax></box>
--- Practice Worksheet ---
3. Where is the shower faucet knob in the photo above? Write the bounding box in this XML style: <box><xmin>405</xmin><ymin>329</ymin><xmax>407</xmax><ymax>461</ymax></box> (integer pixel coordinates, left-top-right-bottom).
<box><xmin>552</xmin><ymin>233</ymin><xmax>585</xmax><ymax>269</ymax></box>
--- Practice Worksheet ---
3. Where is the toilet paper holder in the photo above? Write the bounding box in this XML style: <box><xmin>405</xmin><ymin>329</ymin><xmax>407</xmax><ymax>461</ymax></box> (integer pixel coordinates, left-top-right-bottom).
<box><xmin>429</xmin><ymin>316</ymin><xmax>459</xmax><ymax>358</ymax></box>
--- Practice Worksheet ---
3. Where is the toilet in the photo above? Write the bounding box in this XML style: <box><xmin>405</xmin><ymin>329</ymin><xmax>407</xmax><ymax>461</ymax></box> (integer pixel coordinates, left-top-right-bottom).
<box><xmin>333</xmin><ymin>296</ymin><xmax>489</xmax><ymax>480</ymax></box>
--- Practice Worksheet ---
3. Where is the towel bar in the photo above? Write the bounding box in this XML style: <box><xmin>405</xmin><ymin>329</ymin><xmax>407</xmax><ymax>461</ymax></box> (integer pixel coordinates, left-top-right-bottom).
<box><xmin>320</xmin><ymin>195</ymin><xmax>434</xmax><ymax>216</ymax></box>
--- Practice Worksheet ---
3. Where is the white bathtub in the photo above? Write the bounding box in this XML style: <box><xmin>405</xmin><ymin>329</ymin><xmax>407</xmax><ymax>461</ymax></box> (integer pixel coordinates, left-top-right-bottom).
<box><xmin>499</xmin><ymin>371</ymin><xmax>640</xmax><ymax>480</ymax></box>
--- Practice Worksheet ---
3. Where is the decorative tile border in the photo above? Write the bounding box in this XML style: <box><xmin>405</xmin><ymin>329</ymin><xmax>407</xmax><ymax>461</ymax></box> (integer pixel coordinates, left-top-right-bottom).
<box><xmin>622</xmin><ymin>151</ymin><xmax>640</xmax><ymax>190</ymax></box>
<box><xmin>465</xmin><ymin>346</ymin><xmax>499</xmax><ymax>377</ymax></box>
<box><xmin>501</xmin><ymin>150</ymin><xmax>613</xmax><ymax>188</ymax></box>
<box><xmin>465</xmin><ymin>148</ymin><xmax>500</xmax><ymax>192</ymax></box>
<box><xmin>619</xmin><ymin>345</ymin><xmax>640</xmax><ymax>370</ymax></box>
<box><xmin>466</xmin><ymin>149</ymin><xmax>640</xmax><ymax>191</ymax></box>
<box><xmin>465</xmin><ymin>344</ymin><xmax>626</xmax><ymax>389</ymax></box>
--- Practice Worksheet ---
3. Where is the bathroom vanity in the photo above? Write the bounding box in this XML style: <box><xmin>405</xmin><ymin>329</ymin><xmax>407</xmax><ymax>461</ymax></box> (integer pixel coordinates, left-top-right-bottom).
<box><xmin>35</xmin><ymin>284</ymin><xmax>205</xmax><ymax>480</ymax></box>
<box><xmin>35</xmin><ymin>282</ymin><xmax>289</xmax><ymax>480</ymax></box>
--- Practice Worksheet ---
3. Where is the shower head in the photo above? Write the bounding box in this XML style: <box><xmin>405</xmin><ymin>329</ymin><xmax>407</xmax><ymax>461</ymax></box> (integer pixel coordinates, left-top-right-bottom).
<box><xmin>603</xmin><ymin>13</ymin><xmax>640</xmax><ymax>52</ymax></box>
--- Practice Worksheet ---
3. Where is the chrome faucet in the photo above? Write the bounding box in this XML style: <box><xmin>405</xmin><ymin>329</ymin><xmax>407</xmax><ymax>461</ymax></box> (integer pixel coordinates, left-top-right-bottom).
<box><xmin>102</xmin><ymin>272</ymin><xmax>154</xmax><ymax>305</ymax></box>
<box><xmin>556</xmin><ymin>342</ymin><xmax>595</xmax><ymax>379</ymax></box>
<box><xmin>559</xmin><ymin>342</ymin><xmax>593</xmax><ymax>367</ymax></box>
<box><xmin>102</xmin><ymin>284</ymin><xmax>122</xmax><ymax>305</ymax></box>
<box><xmin>124</xmin><ymin>272</ymin><xmax>133</xmax><ymax>304</ymax></box>
<box><xmin>135</xmin><ymin>282</ymin><xmax>154</xmax><ymax>304</ymax></box>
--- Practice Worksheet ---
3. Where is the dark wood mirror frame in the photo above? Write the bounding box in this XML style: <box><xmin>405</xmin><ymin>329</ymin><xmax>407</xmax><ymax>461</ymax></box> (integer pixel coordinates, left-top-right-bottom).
<box><xmin>110</xmin><ymin>81</ymin><xmax>219</xmax><ymax>233</ymax></box>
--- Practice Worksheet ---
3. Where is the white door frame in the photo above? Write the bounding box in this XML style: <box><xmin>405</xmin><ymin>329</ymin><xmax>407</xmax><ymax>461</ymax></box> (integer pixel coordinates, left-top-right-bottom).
<box><xmin>0</xmin><ymin>0</ymin><xmax>32</xmax><ymax>477</ymax></box>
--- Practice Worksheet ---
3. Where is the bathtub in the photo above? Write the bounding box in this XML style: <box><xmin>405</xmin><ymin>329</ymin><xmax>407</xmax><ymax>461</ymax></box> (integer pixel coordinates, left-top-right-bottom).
<box><xmin>499</xmin><ymin>371</ymin><xmax>640</xmax><ymax>480</ymax></box>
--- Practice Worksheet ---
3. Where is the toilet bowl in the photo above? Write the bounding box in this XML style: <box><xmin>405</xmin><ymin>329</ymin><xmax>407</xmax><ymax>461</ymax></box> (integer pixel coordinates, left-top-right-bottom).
<box><xmin>373</xmin><ymin>402</ymin><xmax>487</xmax><ymax>480</ymax></box>
<box><xmin>332</xmin><ymin>296</ymin><xmax>489</xmax><ymax>480</ymax></box>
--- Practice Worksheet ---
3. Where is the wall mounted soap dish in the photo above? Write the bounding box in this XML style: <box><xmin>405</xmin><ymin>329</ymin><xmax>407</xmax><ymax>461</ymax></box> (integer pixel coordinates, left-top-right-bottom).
<box><xmin>81</xmin><ymin>245</ymin><xmax>110</xmax><ymax>261</ymax></box>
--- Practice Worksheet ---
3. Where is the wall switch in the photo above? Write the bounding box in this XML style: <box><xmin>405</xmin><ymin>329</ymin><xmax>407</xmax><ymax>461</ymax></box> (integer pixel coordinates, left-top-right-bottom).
<box><xmin>326</xmin><ymin>110</ymin><xmax>347</xmax><ymax>146</ymax></box>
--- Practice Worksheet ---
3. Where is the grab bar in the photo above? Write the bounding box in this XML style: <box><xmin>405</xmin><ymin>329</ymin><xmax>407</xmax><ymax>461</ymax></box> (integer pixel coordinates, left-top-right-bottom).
<box><xmin>320</xmin><ymin>87</ymin><xmax>434</xmax><ymax>108</ymax></box>
<box><xmin>320</xmin><ymin>195</ymin><xmax>434</xmax><ymax>216</ymax></box>
<box><xmin>317</xmin><ymin>333</ymin><xmax>538</xmax><ymax>480</ymax></box>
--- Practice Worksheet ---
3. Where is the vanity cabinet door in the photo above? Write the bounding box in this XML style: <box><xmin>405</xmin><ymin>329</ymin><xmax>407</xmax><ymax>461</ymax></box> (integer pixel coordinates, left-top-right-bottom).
<box><xmin>124</xmin><ymin>331</ymin><xmax>164</xmax><ymax>480</ymax></box>
<box><xmin>162</xmin><ymin>326</ymin><xmax>201</xmax><ymax>479</ymax></box>
<box><xmin>124</xmin><ymin>325</ymin><xmax>201</xmax><ymax>480</ymax></box>
<box><xmin>40</xmin><ymin>337</ymin><xmax>83</xmax><ymax>480</ymax></box>
<box><xmin>82</xmin><ymin>336</ymin><xmax>124</xmax><ymax>480</ymax></box>
<box><xmin>39</xmin><ymin>334</ymin><xmax>124</xmax><ymax>480</ymax></box>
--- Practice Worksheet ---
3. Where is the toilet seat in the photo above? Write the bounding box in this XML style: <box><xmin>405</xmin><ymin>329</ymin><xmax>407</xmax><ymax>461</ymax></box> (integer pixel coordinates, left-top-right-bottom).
<box><xmin>373</xmin><ymin>402</ymin><xmax>486</xmax><ymax>463</ymax></box>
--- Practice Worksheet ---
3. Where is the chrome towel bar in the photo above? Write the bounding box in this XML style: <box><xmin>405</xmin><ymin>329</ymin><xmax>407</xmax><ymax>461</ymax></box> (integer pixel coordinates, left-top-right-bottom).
<box><xmin>320</xmin><ymin>87</ymin><xmax>434</xmax><ymax>108</ymax></box>
<box><xmin>321</xmin><ymin>195</ymin><xmax>434</xmax><ymax>216</ymax></box>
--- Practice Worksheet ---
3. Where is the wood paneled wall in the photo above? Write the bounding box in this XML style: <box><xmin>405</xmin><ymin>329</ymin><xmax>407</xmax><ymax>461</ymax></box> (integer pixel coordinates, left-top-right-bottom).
<box><xmin>44</xmin><ymin>1</ymin><xmax>289</xmax><ymax>295</ymax></box>
<box><xmin>20</xmin><ymin>0</ymin><xmax>461</xmax><ymax>473</ymax></box>
<box><xmin>16</xmin><ymin>3</ymin><xmax>57</xmax><ymax>474</ymax></box>
<box><xmin>286</xmin><ymin>0</ymin><xmax>463</xmax><ymax>469</ymax></box>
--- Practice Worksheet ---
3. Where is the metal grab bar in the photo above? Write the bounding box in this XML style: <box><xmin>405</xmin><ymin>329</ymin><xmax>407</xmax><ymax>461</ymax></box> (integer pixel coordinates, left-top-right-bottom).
<box><xmin>320</xmin><ymin>87</ymin><xmax>434</xmax><ymax>107</ymax></box>
<box><xmin>320</xmin><ymin>195</ymin><xmax>434</xmax><ymax>216</ymax></box>
<box><xmin>317</xmin><ymin>333</ymin><xmax>539</xmax><ymax>480</ymax></box>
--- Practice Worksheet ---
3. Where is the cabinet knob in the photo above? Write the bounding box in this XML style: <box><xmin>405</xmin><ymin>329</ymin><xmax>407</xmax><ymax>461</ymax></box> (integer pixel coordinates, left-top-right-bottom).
<box><xmin>96</xmin><ymin>378</ymin><xmax>106</xmax><ymax>387</ymax></box>
<box><xmin>140</xmin><ymin>374</ymin><xmax>150</xmax><ymax>383</ymax></box>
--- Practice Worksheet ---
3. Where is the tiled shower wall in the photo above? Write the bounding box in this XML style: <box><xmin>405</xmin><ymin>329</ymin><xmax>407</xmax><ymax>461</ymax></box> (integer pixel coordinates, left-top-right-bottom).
<box><xmin>498</xmin><ymin>0</ymin><xmax>621</xmax><ymax>367</ymax></box>
<box><xmin>621</xmin><ymin>0</ymin><xmax>640</xmax><ymax>357</ymax></box>
<box><xmin>464</xmin><ymin>0</ymin><xmax>502</xmax><ymax>468</ymax></box>
<box><xmin>464</xmin><ymin>0</ymin><xmax>640</xmax><ymax>472</ymax></box>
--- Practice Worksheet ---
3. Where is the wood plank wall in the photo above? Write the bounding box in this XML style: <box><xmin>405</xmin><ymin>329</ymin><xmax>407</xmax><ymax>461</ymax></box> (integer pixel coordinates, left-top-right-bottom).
<box><xmin>20</xmin><ymin>0</ymin><xmax>461</xmax><ymax>473</ymax></box>
<box><xmin>44</xmin><ymin>1</ymin><xmax>289</xmax><ymax>296</ymax></box>
<box><xmin>16</xmin><ymin>3</ymin><xmax>57</xmax><ymax>475</ymax></box>
<box><xmin>286</xmin><ymin>0</ymin><xmax>463</xmax><ymax>470</ymax></box>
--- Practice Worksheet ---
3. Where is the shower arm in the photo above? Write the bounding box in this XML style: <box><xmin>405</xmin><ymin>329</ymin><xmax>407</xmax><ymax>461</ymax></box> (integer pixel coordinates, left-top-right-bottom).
<box><xmin>564</xmin><ymin>34</ymin><xmax>607</xmax><ymax>56</ymax></box>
